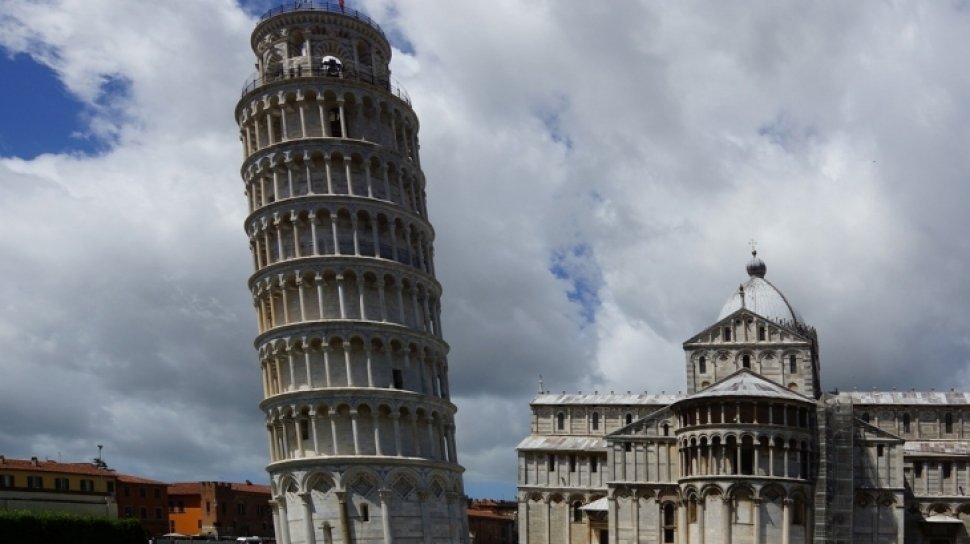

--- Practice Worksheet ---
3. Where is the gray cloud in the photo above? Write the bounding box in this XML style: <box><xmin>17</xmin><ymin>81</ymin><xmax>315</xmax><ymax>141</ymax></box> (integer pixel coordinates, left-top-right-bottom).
<box><xmin>1</xmin><ymin>0</ymin><xmax>969</xmax><ymax>498</ymax></box>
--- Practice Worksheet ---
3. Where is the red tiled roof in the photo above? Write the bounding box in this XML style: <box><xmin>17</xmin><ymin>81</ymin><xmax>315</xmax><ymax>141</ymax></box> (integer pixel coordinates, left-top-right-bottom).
<box><xmin>0</xmin><ymin>457</ymin><xmax>116</xmax><ymax>477</ymax></box>
<box><xmin>230</xmin><ymin>482</ymin><xmax>271</xmax><ymax>494</ymax></box>
<box><xmin>168</xmin><ymin>482</ymin><xmax>271</xmax><ymax>496</ymax></box>
<box><xmin>168</xmin><ymin>482</ymin><xmax>203</xmax><ymax>496</ymax></box>
<box><xmin>467</xmin><ymin>509</ymin><xmax>513</xmax><ymax>520</ymax></box>
<box><xmin>117</xmin><ymin>473</ymin><xmax>167</xmax><ymax>485</ymax></box>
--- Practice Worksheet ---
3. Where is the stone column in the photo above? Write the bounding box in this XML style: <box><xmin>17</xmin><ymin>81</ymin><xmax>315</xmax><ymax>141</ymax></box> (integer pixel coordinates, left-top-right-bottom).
<box><xmin>300</xmin><ymin>492</ymin><xmax>317</xmax><ymax>544</ymax></box>
<box><xmin>419</xmin><ymin>490</ymin><xmax>433</xmax><ymax>544</ymax></box>
<box><xmin>379</xmin><ymin>489</ymin><xmax>394</xmax><ymax>544</ymax></box>
<box><xmin>336</xmin><ymin>274</ymin><xmax>347</xmax><ymax>318</ymax></box>
<box><xmin>677</xmin><ymin>502</ymin><xmax>686</xmax><ymax>544</ymax></box>
<box><xmin>782</xmin><ymin>498</ymin><xmax>790</xmax><ymax>544</ymax></box>
<box><xmin>330</xmin><ymin>215</ymin><xmax>340</xmax><ymax>255</ymax></box>
<box><xmin>697</xmin><ymin>497</ymin><xmax>705</xmax><ymax>544</ymax></box>
<box><xmin>310</xmin><ymin>411</ymin><xmax>320</xmax><ymax>454</ymax></box>
<box><xmin>277</xmin><ymin>497</ymin><xmax>291</xmax><ymax>544</ymax></box>
<box><xmin>270</xmin><ymin>499</ymin><xmax>284</xmax><ymax>544</ymax></box>
<box><xmin>304</xmin><ymin>345</ymin><xmax>313</xmax><ymax>389</ymax></box>
<box><xmin>722</xmin><ymin>497</ymin><xmax>731</xmax><ymax>543</ymax></box>
<box><xmin>336</xmin><ymin>491</ymin><xmax>351</xmax><ymax>544</ymax></box>
<box><xmin>752</xmin><ymin>498</ymin><xmax>761</xmax><ymax>544</ymax></box>
<box><xmin>350</xmin><ymin>408</ymin><xmax>360</xmax><ymax>455</ymax></box>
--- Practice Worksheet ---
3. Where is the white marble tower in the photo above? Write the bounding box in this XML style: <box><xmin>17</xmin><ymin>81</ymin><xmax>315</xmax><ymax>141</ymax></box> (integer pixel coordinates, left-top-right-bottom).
<box><xmin>235</xmin><ymin>4</ymin><xmax>467</xmax><ymax>543</ymax></box>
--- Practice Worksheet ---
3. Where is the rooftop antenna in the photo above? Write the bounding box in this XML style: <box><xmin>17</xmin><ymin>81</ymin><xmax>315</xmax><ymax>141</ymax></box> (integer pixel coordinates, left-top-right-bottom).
<box><xmin>749</xmin><ymin>239</ymin><xmax>758</xmax><ymax>256</ymax></box>
<box><xmin>537</xmin><ymin>375</ymin><xmax>545</xmax><ymax>394</ymax></box>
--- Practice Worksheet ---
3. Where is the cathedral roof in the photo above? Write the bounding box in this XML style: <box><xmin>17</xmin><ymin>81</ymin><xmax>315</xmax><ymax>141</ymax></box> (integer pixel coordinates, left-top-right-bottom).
<box><xmin>717</xmin><ymin>251</ymin><xmax>804</xmax><ymax>327</ymax></box>
<box><xmin>531</xmin><ymin>392</ymin><xmax>682</xmax><ymax>406</ymax></box>
<box><xmin>678</xmin><ymin>369</ymin><xmax>813</xmax><ymax>404</ymax></box>
<box><xmin>516</xmin><ymin>435</ymin><xmax>607</xmax><ymax>451</ymax></box>
<box><xmin>842</xmin><ymin>390</ymin><xmax>970</xmax><ymax>405</ymax></box>
<box><xmin>904</xmin><ymin>440</ymin><xmax>970</xmax><ymax>458</ymax></box>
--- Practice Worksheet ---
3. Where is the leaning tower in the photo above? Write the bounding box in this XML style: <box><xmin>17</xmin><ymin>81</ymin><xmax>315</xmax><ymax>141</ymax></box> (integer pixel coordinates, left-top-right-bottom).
<box><xmin>235</xmin><ymin>5</ymin><xmax>467</xmax><ymax>543</ymax></box>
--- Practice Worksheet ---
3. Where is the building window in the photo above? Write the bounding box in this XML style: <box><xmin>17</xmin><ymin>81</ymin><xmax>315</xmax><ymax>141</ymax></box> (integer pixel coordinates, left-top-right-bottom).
<box><xmin>663</xmin><ymin>423</ymin><xmax>670</xmax><ymax>436</ymax></box>
<box><xmin>0</xmin><ymin>475</ymin><xmax>12</xmax><ymax>488</ymax></box>
<box><xmin>569</xmin><ymin>455</ymin><xmax>577</xmax><ymax>472</ymax></box>
<box><xmin>124</xmin><ymin>486</ymin><xmax>130</xmax><ymax>497</ymax></box>
<box><xmin>877</xmin><ymin>444</ymin><xmax>884</xmax><ymax>457</ymax></box>
<box><xmin>80</xmin><ymin>479</ymin><xmax>94</xmax><ymax>492</ymax></box>
<box><xmin>862</xmin><ymin>412</ymin><xmax>870</xmax><ymax>423</ymax></box>
<box><xmin>54</xmin><ymin>478</ymin><xmax>69</xmax><ymax>491</ymax></box>
<box><xmin>698</xmin><ymin>356</ymin><xmax>706</xmax><ymax>374</ymax></box>
<box><xmin>572</xmin><ymin>501</ymin><xmax>583</xmax><ymax>523</ymax></box>
<box><xmin>154</xmin><ymin>487</ymin><xmax>161</xmax><ymax>499</ymax></box>
<box><xmin>625</xmin><ymin>442</ymin><xmax>632</xmax><ymax>452</ymax></box>
<box><xmin>238</xmin><ymin>503</ymin><xmax>246</xmax><ymax>515</ymax></box>
<box><xmin>625</xmin><ymin>413</ymin><xmax>633</xmax><ymax>425</ymax></box>
<box><xmin>557</xmin><ymin>412</ymin><xmax>565</xmax><ymax>431</ymax></box>
<box><xmin>789</xmin><ymin>355</ymin><xmax>797</xmax><ymax>373</ymax></box>
<box><xmin>106</xmin><ymin>481</ymin><xmax>114</xmax><ymax>493</ymax></box>
<box><xmin>206</xmin><ymin>501</ymin><xmax>211</xmax><ymax>513</ymax></box>
<box><xmin>360</xmin><ymin>503</ymin><xmax>369</xmax><ymax>522</ymax></box>
<box><xmin>197</xmin><ymin>520</ymin><xmax>202</xmax><ymax>529</ymax></box>
<box><xmin>155</xmin><ymin>508</ymin><xmax>163</xmax><ymax>520</ymax></box>
<box><xmin>663</xmin><ymin>503</ymin><xmax>676</xmax><ymax>543</ymax></box>
<box><xmin>392</xmin><ymin>369</ymin><xmax>403</xmax><ymax>389</ymax></box>
<box><xmin>177</xmin><ymin>500</ymin><xmax>185</xmax><ymax>513</ymax></box>
<box><xmin>903</xmin><ymin>413</ymin><xmax>911</xmax><ymax>433</ymax></box>
<box><xmin>758</xmin><ymin>327</ymin><xmax>766</xmax><ymax>341</ymax></box>
<box><xmin>915</xmin><ymin>461</ymin><xmax>923</xmax><ymax>477</ymax></box>
<box><xmin>944</xmin><ymin>462</ymin><xmax>953</xmax><ymax>479</ymax></box>
<box><xmin>300</xmin><ymin>419</ymin><xmax>310</xmax><ymax>440</ymax></box>
<box><xmin>139</xmin><ymin>487</ymin><xmax>146</xmax><ymax>498</ymax></box>
<box><xmin>792</xmin><ymin>497</ymin><xmax>804</xmax><ymax>525</ymax></box>
<box><xmin>591</xmin><ymin>412</ymin><xmax>599</xmax><ymax>431</ymax></box>
<box><xmin>591</xmin><ymin>456</ymin><xmax>598</xmax><ymax>473</ymax></box>
<box><xmin>724</xmin><ymin>327</ymin><xmax>731</xmax><ymax>341</ymax></box>
<box><xmin>742</xmin><ymin>355</ymin><xmax>751</xmax><ymax>369</ymax></box>
<box><xmin>946</xmin><ymin>413</ymin><xmax>954</xmax><ymax>434</ymax></box>
<box><xmin>548</xmin><ymin>455</ymin><xmax>555</xmax><ymax>471</ymax></box>
<box><xmin>26</xmin><ymin>476</ymin><xmax>43</xmax><ymax>489</ymax></box>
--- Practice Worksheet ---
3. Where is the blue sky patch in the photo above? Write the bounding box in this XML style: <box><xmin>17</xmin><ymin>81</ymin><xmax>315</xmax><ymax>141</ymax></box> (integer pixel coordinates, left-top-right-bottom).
<box><xmin>0</xmin><ymin>52</ymin><xmax>96</xmax><ymax>159</ymax></box>
<box><xmin>550</xmin><ymin>243</ymin><xmax>602</xmax><ymax>324</ymax></box>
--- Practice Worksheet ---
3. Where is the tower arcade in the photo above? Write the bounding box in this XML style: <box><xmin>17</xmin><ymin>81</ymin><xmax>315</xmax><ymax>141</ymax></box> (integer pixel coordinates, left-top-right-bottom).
<box><xmin>235</xmin><ymin>5</ymin><xmax>467</xmax><ymax>543</ymax></box>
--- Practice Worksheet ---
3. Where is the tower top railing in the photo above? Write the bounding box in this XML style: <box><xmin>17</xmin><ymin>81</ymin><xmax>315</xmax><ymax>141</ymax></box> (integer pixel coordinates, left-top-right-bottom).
<box><xmin>241</xmin><ymin>62</ymin><xmax>411</xmax><ymax>105</ymax></box>
<box><xmin>257</xmin><ymin>2</ymin><xmax>386</xmax><ymax>39</ymax></box>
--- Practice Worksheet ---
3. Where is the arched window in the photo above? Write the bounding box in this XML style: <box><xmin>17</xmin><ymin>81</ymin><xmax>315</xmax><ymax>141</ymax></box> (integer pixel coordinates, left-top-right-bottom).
<box><xmin>662</xmin><ymin>503</ymin><xmax>676</xmax><ymax>543</ymax></box>
<box><xmin>758</xmin><ymin>326</ymin><xmax>766</xmax><ymax>341</ymax></box>
<box><xmin>742</xmin><ymin>355</ymin><xmax>751</xmax><ymax>369</ymax></box>
<box><xmin>572</xmin><ymin>501</ymin><xmax>583</xmax><ymax>523</ymax></box>
<box><xmin>663</xmin><ymin>423</ymin><xmax>670</xmax><ymax>436</ymax></box>
<box><xmin>903</xmin><ymin>413</ymin><xmax>911</xmax><ymax>433</ymax></box>
<box><xmin>789</xmin><ymin>354</ymin><xmax>797</xmax><ymax>373</ymax></box>
<box><xmin>557</xmin><ymin>412</ymin><xmax>565</xmax><ymax>431</ymax></box>
<box><xmin>591</xmin><ymin>412</ymin><xmax>600</xmax><ymax>431</ymax></box>
<box><xmin>792</xmin><ymin>497</ymin><xmax>804</xmax><ymax>525</ymax></box>
<box><xmin>724</xmin><ymin>327</ymin><xmax>732</xmax><ymax>341</ymax></box>
<box><xmin>946</xmin><ymin>413</ymin><xmax>954</xmax><ymax>434</ymax></box>
<box><xmin>698</xmin><ymin>356</ymin><xmax>706</xmax><ymax>374</ymax></box>
<box><xmin>625</xmin><ymin>413</ymin><xmax>633</xmax><ymax>425</ymax></box>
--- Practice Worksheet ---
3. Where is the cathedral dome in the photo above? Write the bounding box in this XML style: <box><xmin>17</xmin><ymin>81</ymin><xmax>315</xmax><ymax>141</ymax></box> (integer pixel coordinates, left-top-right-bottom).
<box><xmin>717</xmin><ymin>251</ymin><xmax>804</xmax><ymax>326</ymax></box>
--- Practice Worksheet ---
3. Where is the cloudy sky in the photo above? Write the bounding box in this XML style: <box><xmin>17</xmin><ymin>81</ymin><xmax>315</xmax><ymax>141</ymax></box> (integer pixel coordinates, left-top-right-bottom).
<box><xmin>2</xmin><ymin>0</ymin><xmax>970</xmax><ymax>499</ymax></box>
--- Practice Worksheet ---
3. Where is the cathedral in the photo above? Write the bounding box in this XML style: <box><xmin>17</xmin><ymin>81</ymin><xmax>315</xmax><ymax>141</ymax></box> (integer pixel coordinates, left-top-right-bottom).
<box><xmin>516</xmin><ymin>252</ymin><xmax>970</xmax><ymax>544</ymax></box>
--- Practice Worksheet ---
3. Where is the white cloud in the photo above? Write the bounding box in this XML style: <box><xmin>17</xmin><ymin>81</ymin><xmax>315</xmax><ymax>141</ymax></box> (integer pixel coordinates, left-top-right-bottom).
<box><xmin>1</xmin><ymin>0</ymin><xmax>970</xmax><ymax>498</ymax></box>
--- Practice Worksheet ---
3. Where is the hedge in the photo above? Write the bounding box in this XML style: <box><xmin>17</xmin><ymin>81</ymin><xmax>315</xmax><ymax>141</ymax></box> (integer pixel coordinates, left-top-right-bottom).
<box><xmin>0</xmin><ymin>510</ymin><xmax>146</xmax><ymax>544</ymax></box>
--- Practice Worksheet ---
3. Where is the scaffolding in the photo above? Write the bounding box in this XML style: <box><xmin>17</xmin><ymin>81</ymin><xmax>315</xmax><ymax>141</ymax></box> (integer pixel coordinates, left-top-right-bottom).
<box><xmin>814</xmin><ymin>395</ymin><xmax>854</xmax><ymax>543</ymax></box>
